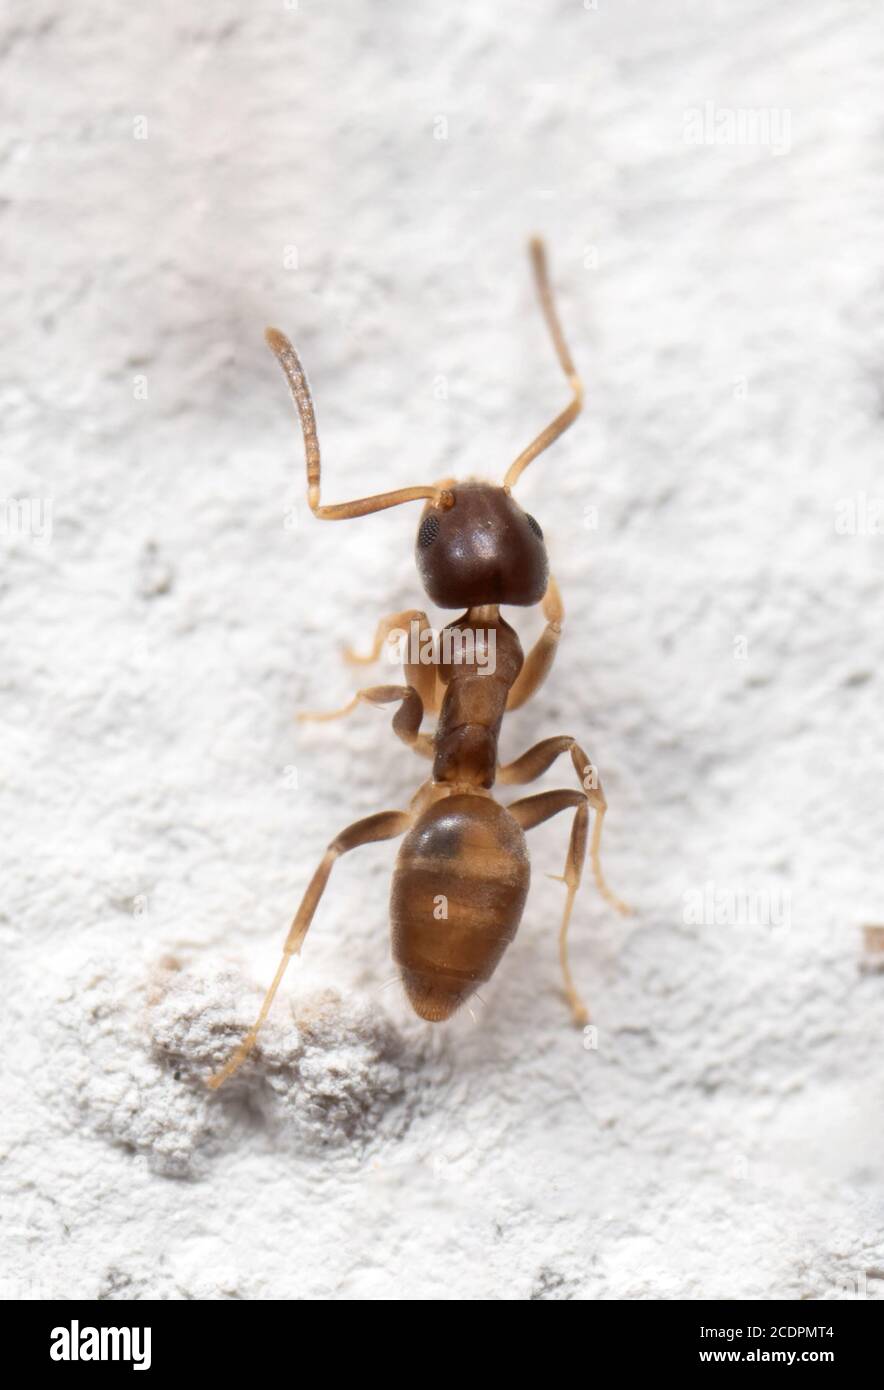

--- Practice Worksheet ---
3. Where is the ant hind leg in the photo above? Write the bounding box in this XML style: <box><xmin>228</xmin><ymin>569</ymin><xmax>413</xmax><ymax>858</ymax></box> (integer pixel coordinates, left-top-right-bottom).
<box><xmin>508</xmin><ymin>789</ymin><xmax>591</xmax><ymax>1025</ymax></box>
<box><xmin>207</xmin><ymin>806</ymin><xmax>413</xmax><ymax>1089</ymax></box>
<box><xmin>499</xmin><ymin>735</ymin><xmax>630</xmax><ymax>914</ymax></box>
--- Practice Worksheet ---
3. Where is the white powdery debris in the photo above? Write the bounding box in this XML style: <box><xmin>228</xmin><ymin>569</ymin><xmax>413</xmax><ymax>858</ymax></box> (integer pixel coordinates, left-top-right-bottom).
<box><xmin>51</xmin><ymin>958</ymin><xmax>419</xmax><ymax>1177</ymax></box>
<box><xmin>152</xmin><ymin>964</ymin><xmax>419</xmax><ymax>1147</ymax></box>
<box><xmin>52</xmin><ymin>960</ymin><xmax>239</xmax><ymax>1178</ymax></box>
<box><xmin>252</xmin><ymin>992</ymin><xmax>417</xmax><ymax>1148</ymax></box>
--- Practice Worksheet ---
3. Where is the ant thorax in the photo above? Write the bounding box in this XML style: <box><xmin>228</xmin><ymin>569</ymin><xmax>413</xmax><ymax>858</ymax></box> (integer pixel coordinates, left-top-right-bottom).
<box><xmin>431</xmin><ymin>615</ymin><xmax>525</xmax><ymax>789</ymax></box>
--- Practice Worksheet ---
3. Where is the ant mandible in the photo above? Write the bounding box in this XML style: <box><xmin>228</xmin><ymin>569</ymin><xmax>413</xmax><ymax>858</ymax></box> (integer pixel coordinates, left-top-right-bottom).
<box><xmin>208</xmin><ymin>239</ymin><xmax>630</xmax><ymax>1090</ymax></box>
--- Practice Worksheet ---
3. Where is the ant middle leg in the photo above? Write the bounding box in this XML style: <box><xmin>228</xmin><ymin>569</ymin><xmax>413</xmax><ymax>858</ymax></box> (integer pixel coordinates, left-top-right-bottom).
<box><xmin>207</xmin><ymin>806</ymin><xmax>413</xmax><ymax>1089</ymax></box>
<box><xmin>499</xmin><ymin>735</ymin><xmax>630</xmax><ymax>916</ymax></box>
<box><xmin>300</xmin><ymin>683</ymin><xmax>433</xmax><ymax>759</ymax></box>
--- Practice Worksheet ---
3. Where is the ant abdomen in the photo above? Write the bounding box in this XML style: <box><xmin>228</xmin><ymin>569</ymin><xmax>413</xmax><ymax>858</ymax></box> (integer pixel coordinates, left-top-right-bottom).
<box><xmin>390</xmin><ymin>796</ymin><xmax>530</xmax><ymax>1021</ymax></box>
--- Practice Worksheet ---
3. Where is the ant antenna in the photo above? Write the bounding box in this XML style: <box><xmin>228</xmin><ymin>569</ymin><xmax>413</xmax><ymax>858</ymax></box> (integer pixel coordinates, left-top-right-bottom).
<box><xmin>266</xmin><ymin>328</ymin><xmax>452</xmax><ymax>519</ymax></box>
<box><xmin>503</xmin><ymin>238</ymin><xmax>583</xmax><ymax>490</ymax></box>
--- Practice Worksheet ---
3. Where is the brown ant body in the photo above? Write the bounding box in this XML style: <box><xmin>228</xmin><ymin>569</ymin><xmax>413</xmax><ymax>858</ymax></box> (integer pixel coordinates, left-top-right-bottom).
<box><xmin>208</xmin><ymin>240</ymin><xmax>629</xmax><ymax>1090</ymax></box>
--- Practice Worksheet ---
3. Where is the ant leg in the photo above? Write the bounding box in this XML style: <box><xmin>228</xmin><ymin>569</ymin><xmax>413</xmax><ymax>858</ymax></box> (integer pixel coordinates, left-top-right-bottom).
<box><xmin>356</xmin><ymin>684</ymin><xmax>432</xmax><ymax>755</ymax></box>
<box><xmin>506</xmin><ymin>576</ymin><xmax>563</xmax><ymax>711</ymax></box>
<box><xmin>297</xmin><ymin>692</ymin><xmax>360</xmax><ymax>724</ymax></box>
<box><xmin>343</xmin><ymin>609</ymin><xmax>440</xmax><ymax>715</ymax></box>
<box><xmin>503</xmin><ymin>239</ymin><xmax>583</xmax><ymax>490</ymax></box>
<box><xmin>508</xmin><ymin>789</ymin><xmax>591</xmax><ymax>1025</ymax></box>
<box><xmin>499</xmin><ymin>734</ymin><xmax>630</xmax><ymax>915</ymax></box>
<box><xmin>266</xmin><ymin>328</ymin><xmax>454</xmax><ymax>519</ymax></box>
<box><xmin>298</xmin><ymin>613</ymin><xmax>440</xmax><ymax>721</ymax></box>
<box><xmin>207</xmin><ymin>807</ymin><xmax>413</xmax><ymax>1089</ymax></box>
<box><xmin>300</xmin><ymin>683</ymin><xmax>433</xmax><ymax>758</ymax></box>
<box><xmin>343</xmin><ymin>609</ymin><xmax>429</xmax><ymax>665</ymax></box>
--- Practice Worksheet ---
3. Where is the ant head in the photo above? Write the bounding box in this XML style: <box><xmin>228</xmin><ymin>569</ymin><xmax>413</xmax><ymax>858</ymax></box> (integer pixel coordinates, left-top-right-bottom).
<box><xmin>415</xmin><ymin>481</ymin><xmax>548</xmax><ymax>609</ymax></box>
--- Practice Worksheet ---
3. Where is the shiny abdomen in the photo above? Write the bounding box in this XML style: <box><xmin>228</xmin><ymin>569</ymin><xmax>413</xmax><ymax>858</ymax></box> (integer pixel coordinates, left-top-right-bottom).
<box><xmin>390</xmin><ymin>795</ymin><xmax>530</xmax><ymax>1021</ymax></box>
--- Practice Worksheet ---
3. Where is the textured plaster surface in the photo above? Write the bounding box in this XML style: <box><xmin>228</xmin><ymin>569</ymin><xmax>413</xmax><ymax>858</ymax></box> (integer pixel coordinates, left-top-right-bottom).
<box><xmin>2</xmin><ymin>1</ymin><xmax>884</xmax><ymax>1300</ymax></box>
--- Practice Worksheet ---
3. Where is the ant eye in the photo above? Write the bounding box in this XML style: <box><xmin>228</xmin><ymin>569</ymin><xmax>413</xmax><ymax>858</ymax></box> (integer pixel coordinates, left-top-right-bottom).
<box><xmin>418</xmin><ymin>514</ymin><xmax>440</xmax><ymax>548</ymax></box>
<box><xmin>525</xmin><ymin>513</ymin><xmax>543</xmax><ymax>541</ymax></box>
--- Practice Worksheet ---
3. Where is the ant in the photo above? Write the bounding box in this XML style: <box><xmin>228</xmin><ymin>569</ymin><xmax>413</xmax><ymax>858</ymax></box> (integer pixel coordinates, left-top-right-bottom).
<box><xmin>208</xmin><ymin>239</ymin><xmax>629</xmax><ymax>1090</ymax></box>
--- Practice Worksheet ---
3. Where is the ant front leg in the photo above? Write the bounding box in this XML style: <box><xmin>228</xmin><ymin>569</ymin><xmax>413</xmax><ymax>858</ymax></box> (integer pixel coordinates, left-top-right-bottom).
<box><xmin>299</xmin><ymin>612</ymin><xmax>441</xmax><ymax>722</ymax></box>
<box><xmin>506</xmin><ymin>576</ymin><xmax>563</xmax><ymax>711</ymax></box>
<box><xmin>207</xmin><ymin>807</ymin><xmax>413</xmax><ymax>1089</ymax></box>
<box><xmin>300</xmin><ymin>683</ymin><xmax>433</xmax><ymax>759</ymax></box>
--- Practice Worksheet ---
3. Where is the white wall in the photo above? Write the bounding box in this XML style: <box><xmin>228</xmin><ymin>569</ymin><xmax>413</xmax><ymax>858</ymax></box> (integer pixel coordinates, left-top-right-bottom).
<box><xmin>2</xmin><ymin>0</ymin><xmax>883</xmax><ymax>1300</ymax></box>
